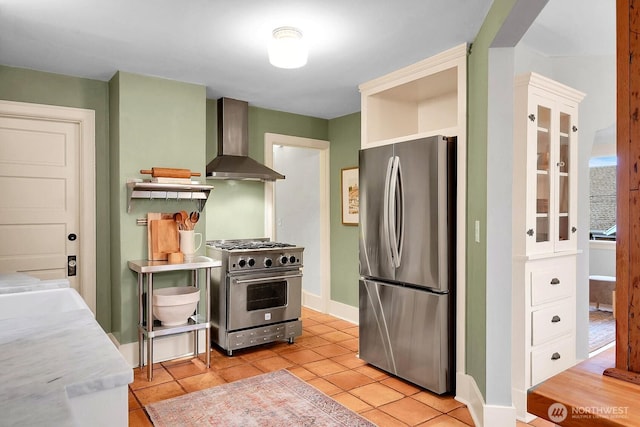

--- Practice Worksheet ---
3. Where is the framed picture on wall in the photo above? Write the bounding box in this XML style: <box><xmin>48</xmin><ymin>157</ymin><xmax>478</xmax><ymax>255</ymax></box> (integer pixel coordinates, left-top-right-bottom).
<box><xmin>341</xmin><ymin>167</ymin><xmax>359</xmax><ymax>226</ymax></box>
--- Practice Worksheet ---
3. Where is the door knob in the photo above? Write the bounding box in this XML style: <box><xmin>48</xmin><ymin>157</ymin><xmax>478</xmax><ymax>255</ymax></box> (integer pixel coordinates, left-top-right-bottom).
<box><xmin>68</xmin><ymin>233</ymin><xmax>77</xmax><ymax>241</ymax></box>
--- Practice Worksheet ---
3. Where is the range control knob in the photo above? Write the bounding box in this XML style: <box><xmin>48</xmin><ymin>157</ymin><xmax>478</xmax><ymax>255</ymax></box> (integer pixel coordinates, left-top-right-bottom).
<box><xmin>248</xmin><ymin>258</ymin><xmax>255</xmax><ymax>267</ymax></box>
<box><xmin>264</xmin><ymin>258</ymin><xmax>273</xmax><ymax>268</ymax></box>
<box><xmin>238</xmin><ymin>259</ymin><xmax>247</xmax><ymax>268</ymax></box>
<box><xmin>280</xmin><ymin>256</ymin><xmax>288</xmax><ymax>265</ymax></box>
<box><xmin>289</xmin><ymin>256</ymin><xmax>296</xmax><ymax>264</ymax></box>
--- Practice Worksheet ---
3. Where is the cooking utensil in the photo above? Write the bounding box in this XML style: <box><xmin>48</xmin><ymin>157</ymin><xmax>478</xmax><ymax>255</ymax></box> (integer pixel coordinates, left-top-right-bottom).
<box><xmin>174</xmin><ymin>211</ymin><xmax>187</xmax><ymax>231</ymax></box>
<box><xmin>180</xmin><ymin>210</ymin><xmax>191</xmax><ymax>230</ymax></box>
<box><xmin>189</xmin><ymin>211</ymin><xmax>200</xmax><ymax>228</ymax></box>
<box><xmin>140</xmin><ymin>167</ymin><xmax>201</xmax><ymax>178</ymax></box>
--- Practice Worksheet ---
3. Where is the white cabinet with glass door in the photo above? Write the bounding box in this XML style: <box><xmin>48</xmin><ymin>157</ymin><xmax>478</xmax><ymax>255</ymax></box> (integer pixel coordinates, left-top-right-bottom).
<box><xmin>515</xmin><ymin>73</ymin><xmax>584</xmax><ymax>256</ymax></box>
<box><xmin>511</xmin><ymin>72</ymin><xmax>585</xmax><ymax>421</ymax></box>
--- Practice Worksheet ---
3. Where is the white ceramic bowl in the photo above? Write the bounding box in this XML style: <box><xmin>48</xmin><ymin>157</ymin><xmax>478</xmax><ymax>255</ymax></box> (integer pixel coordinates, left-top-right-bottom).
<box><xmin>152</xmin><ymin>286</ymin><xmax>200</xmax><ymax>326</ymax></box>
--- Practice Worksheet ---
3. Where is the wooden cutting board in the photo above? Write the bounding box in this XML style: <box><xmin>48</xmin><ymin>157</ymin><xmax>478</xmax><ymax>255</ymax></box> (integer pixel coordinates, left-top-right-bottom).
<box><xmin>148</xmin><ymin>213</ymin><xmax>179</xmax><ymax>261</ymax></box>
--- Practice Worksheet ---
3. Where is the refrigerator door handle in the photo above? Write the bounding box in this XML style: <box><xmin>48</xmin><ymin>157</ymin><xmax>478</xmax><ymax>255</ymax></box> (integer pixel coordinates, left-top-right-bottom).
<box><xmin>396</xmin><ymin>156</ymin><xmax>405</xmax><ymax>266</ymax></box>
<box><xmin>383</xmin><ymin>156</ymin><xmax>394</xmax><ymax>268</ymax></box>
<box><xmin>389</xmin><ymin>156</ymin><xmax>404</xmax><ymax>268</ymax></box>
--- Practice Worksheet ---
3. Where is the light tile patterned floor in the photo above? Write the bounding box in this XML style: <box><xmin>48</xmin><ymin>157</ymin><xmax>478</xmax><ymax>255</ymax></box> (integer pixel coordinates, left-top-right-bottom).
<box><xmin>129</xmin><ymin>307</ymin><xmax>553</xmax><ymax>426</ymax></box>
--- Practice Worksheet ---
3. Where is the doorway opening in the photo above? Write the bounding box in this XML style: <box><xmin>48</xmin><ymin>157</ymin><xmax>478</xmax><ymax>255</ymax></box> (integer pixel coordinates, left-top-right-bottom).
<box><xmin>588</xmin><ymin>153</ymin><xmax>616</xmax><ymax>356</ymax></box>
<box><xmin>264</xmin><ymin>133</ymin><xmax>330</xmax><ymax>313</ymax></box>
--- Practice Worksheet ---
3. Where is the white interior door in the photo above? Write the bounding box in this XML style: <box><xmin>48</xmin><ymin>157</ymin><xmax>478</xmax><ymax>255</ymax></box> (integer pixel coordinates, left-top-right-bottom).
<box><xmin>0</xmin><ymin>101</ymin><xmax>95</xmax><ymax>312</ymax></box>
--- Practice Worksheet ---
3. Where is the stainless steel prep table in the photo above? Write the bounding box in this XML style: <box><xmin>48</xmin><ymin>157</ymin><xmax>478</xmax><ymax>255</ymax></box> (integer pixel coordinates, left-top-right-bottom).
<box><xmin>128</xmin><ymin>256</ymin><xmax>220</xmax><ymax>380</ymax></box>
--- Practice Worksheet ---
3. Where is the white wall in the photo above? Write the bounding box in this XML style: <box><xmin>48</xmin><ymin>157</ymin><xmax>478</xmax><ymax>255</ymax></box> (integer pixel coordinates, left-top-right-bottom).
<box><xmin>515</xmin><ymin>46</ymin><xmax>616</xmax><ymax>360</ymax></box>
<box><xmin>589</xmin><ymin>241</ymin><xmax>616</xmax><ymax>277</ymax></box>
<box><xmin>274</xmin><ymin>146</ymin><xmax>322</xmax><ymax>296</ymax></box>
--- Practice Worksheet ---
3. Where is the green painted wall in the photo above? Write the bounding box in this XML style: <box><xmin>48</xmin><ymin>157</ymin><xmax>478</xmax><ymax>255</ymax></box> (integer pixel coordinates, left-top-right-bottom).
<box><xmin>0</xmin><ymin>65</ymin><xmax>112</xmax><ymax>331</ymax></box>
<box><xmin>466</xmin><ymin>0</ymin><xmax>518</xmax><ymax>400</ymax></box>
<box><xmin>328</xmin><ymin>112</ymin><xmax>361</xmax><ymax>306</ymax></box>
<box><xmin>109</xmin><ymin>72</ymin><xmax>206</xmax><ymax>344</ymax></box>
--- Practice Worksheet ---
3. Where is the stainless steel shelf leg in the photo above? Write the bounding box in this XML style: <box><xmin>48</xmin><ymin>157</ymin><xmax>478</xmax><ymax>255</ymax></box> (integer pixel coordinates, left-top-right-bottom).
<box><xmin>147</xmin><ymin>273</ymin><xmax>154</xmax><ymax>381</ymax></box>
<box><xmin>137</xmin><ymin>272</ymin><xmax>144</xmax><ymax>370</ymax></box>
<box><xmin>193</xmin><ymin>269</ymin><xmax>198</xmax><ymax>358</ymax></box>
<box><xmin>206</xmin><ymin>267</ymin><xmax>211</xmax><ymax>368</ymax></box>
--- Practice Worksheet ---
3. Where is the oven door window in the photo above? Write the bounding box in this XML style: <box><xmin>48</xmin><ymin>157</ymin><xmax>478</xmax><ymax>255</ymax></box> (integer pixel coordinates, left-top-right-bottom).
<box><xmin>246</xmin><ymin>280</ymin><xmax>287</xmax><ymax>311</ymax></box>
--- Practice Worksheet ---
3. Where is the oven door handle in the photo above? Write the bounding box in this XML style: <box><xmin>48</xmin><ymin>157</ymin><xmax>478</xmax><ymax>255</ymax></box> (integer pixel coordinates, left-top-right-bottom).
<box><xmin>233</xmin><ymin>274</ymin><xmax>303</xmax><ymax>284</ymax></box>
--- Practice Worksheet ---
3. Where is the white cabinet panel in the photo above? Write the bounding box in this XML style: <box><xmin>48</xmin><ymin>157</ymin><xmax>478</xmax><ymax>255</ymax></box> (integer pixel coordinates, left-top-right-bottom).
<box><xmin>531</xmin><ymin>299</ymin><xmax>573</xmax><ymax>346</ymax></box>
<box><xmin>530</xmin><ymin>258</ymin><xmax>575</xmax><ymax>306</ymax></box>
<box><xmin>531</xmin><ymin>335</ymin><xmax>575</xmax><ymax>385</ymax></box>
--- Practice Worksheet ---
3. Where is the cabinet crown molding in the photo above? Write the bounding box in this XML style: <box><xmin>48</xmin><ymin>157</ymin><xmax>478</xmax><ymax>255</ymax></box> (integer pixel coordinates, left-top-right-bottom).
<box><xmin>358</xmin><ymin>43</ymin><xmax>467</xmax><ymax>95</ymax></box>
<box><xmin>515</xmin><ymin>72</ymin><xmax>586</xmax><ymax>104</ymax></box>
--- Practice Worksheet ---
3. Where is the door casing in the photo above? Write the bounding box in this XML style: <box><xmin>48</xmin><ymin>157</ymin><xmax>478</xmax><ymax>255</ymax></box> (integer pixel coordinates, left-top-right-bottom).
<box><xmin>0</xmin><ymin>100</ymin><xmax>96</xmax><ymax>313</ymax></box>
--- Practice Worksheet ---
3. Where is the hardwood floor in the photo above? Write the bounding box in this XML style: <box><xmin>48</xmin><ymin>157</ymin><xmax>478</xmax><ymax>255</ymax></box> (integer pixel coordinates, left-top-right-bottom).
<box><xmin>128</xmin><ymin>307</ymin><xmax>549</xmax><ymax>426</ymax></box>
<box><xmin>528</xmin><ymin>347</ymin><xmax>640</xmax><ymax>426</ymax></box>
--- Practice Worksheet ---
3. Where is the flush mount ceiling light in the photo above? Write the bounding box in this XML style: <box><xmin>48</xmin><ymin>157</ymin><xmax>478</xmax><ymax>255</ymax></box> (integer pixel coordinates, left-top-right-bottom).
<box><xmin>268</xmin><ymin>26</ymin><xmax>308</xmax><ymax>69</ymax></box>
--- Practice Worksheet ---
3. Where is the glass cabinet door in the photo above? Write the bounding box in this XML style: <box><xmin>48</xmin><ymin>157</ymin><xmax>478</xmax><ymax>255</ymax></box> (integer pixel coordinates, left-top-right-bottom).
<box><xmin>519</xmin><ymin>73</ymin><xmax>583</xmax><ymax>257</ymax></box>
<box><xmin>535</xmin><ymin>104</ymin><xmax>551</xmax><ymax>244</ymax></box>
<box><xmin>557</xmin><ymin>112</ymin><xmax>571</xmax><ymax>242</ymax></box>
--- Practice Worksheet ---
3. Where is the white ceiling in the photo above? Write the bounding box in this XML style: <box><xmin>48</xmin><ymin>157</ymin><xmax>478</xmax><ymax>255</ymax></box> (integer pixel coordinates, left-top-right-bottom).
<box><xmin>0</xmin><ymin>0</ymin><xmax>615</xmax><ymax>119</ymax></box>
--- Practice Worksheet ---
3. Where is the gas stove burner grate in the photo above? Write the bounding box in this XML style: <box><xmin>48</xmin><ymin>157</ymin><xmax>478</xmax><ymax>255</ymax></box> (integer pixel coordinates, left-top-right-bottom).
<box><xmin>210</xmin><ymin>240</ymin><xmax>295</xmax><ymax>251</ymax></box>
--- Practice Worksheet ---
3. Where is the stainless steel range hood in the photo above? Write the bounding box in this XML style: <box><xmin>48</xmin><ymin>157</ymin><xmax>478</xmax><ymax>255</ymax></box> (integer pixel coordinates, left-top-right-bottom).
<box><xmin>206</xmin><ymin>97</ymin><xmax>285</xmax><ymax>181</ymax></box>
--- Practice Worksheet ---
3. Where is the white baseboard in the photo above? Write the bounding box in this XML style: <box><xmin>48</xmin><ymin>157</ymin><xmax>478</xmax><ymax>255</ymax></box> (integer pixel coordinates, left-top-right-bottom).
<box><xmin>302</xmin><ymin>291</ymin><xmax>324</xmax><ymax>313</ymax></box>
<box><xmin>455</xmin><ymin>372</ymin><xmax>484</xmax><ymax>426</ymax></box>
<box><xmin>327</xmin><ymin>299</ymin><xmax>358</xmax><ymax>324</ymax></box>
<box><xmin>485</xmin><ymin>403</ymin><xmax>517</xmax><ymax>426</ymax></box>
<box><xmin>455</xmin><ymin>372</ymin><xmax>517</xmax><ymax>427</ymax></box>
<box><xmin>114</xmin><ymin>330</ymin><xmax>208</xmax><ymax>368</ymax></box>
<box><xmin>512</xmin><ymin>387</ymin><xmax>536</xmax><ymax>422</ymax></box>
<box><xmin>302</xmin><ymin>293</ymin><xmax>359</xmax><ymax>325</ymax></box>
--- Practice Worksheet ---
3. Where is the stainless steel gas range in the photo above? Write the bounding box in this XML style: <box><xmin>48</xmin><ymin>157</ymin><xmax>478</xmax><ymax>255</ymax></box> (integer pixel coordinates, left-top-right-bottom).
<box><xmin>206</xmin><ymin>238</ymin><xmax>304</xmax><ymax>355</ymax></box>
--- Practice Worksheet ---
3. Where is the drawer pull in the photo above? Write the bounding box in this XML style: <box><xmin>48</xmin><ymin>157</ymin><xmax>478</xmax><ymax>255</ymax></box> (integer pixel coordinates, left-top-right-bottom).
<box><xmin>550</xmin><ymin>278</ymin><xmax>560</xmax><ymax>285</ymax></box>
<box><xmin>551</xmin><ymin>315</ymin><xmax>561</xmax><ymax>323</ymax></box>
<box><xmin>551</xmin><ymin>352</ymin><xmax>561</xmax><ymax>361</ymax></box>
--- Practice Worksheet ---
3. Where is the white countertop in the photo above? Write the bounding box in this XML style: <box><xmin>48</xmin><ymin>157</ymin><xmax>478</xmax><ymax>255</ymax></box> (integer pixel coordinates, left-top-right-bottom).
<box><xmin>0</xmin><ymin>273</ymin><xmax>70</xmax><ymax>294</ymax></box>
<box><xmin>0</xmin><ymin>309</ymin><xmax>133</xmax><ymax>426</ymax></box>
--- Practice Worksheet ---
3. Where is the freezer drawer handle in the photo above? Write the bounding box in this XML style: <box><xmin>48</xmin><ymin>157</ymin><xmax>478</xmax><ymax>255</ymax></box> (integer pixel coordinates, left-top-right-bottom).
<box><xmin>551</xmin><ymin>352</ymin><xmax>561</xmax><ymax>361</ymax></box>
<box><xmin>550</xmin><ymin>278</ymin><xmax>560</xmax><ymax>285</ymax></box>
<box><xmin>551</xmin><ymin>315</ymin><xmax>561</xmax><ymax>323</ymax></box>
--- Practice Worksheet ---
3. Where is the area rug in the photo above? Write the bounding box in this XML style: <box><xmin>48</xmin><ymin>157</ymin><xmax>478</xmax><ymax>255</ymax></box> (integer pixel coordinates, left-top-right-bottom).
<box><xmin>589</xmin><ymin>307</ymin><xmax>615</xmax><ymax>353</ymax></box>
<box><xmin>145</xmin><ymin>369</ymin><xmax>376</xmax><ymax>427</ymax></box>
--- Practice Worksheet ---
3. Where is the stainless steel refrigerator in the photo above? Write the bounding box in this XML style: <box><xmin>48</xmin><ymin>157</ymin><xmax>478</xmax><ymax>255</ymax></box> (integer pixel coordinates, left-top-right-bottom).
<box><xmin>359</xmin><ymin>135</ymin><xmax>456</xmax><ymax>394</ymax></box>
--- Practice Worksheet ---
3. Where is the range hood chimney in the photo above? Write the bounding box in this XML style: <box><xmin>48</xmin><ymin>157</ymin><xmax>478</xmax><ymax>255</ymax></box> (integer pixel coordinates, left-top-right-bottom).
<box><xmin>206</xmin><ymin>97</ymin><xmax>285</xmax><ymax>181</ymax></box>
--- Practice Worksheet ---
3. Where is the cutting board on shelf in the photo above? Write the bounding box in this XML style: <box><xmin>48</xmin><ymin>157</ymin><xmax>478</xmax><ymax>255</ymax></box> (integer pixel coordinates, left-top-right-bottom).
<box><xmin>147</xmin><ymin>213</ymin><xmax>179</xmax><ymax>261</ymax></box>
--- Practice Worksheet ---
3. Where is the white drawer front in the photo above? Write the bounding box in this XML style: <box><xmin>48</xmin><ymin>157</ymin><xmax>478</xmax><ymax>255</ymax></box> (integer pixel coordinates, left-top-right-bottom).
<box><xmin>530</xmin><ymin>259</ymin><xmax>575</xmax><ymax>306</ymax></box>
<box><xmin>531</xmin><ymin>300</ymin><xmax>574</xmax><ymax>346</ymax></box>
<box><xmin>531</xmin><ymin>335</ymin><xmax>575</xmax><ymax>386</ymax></box>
